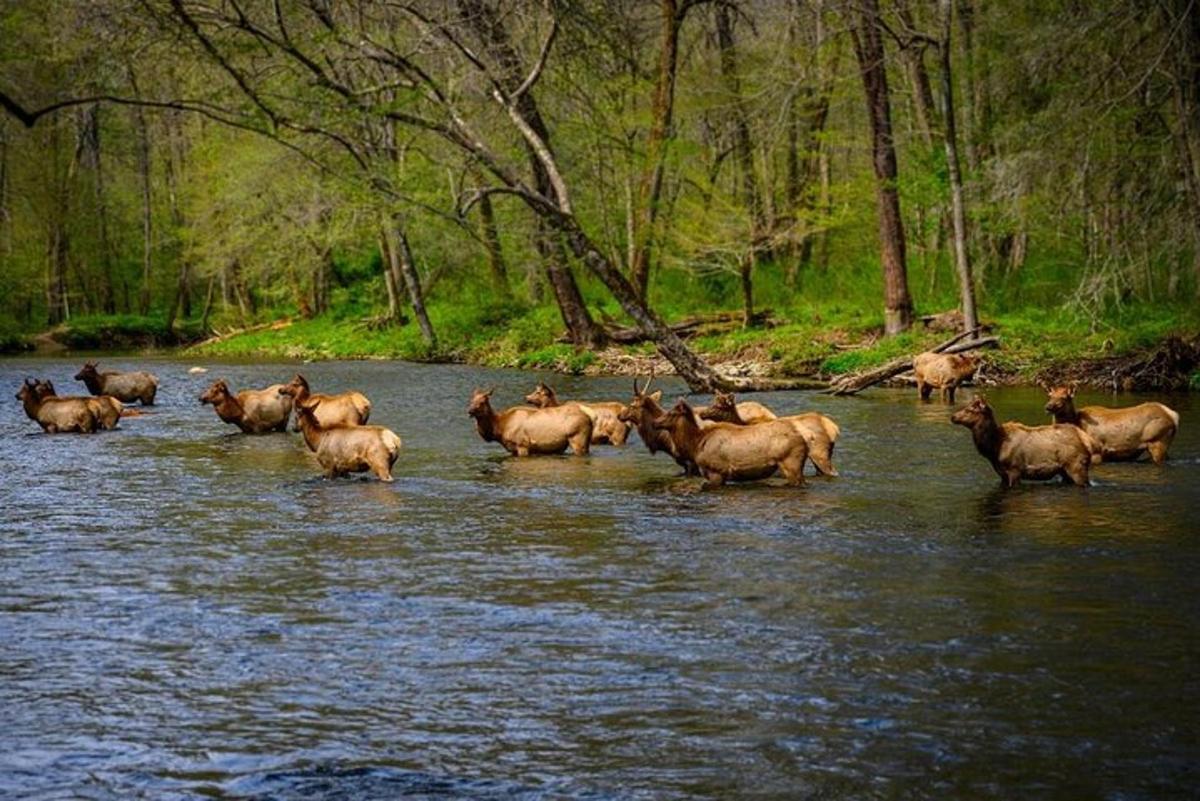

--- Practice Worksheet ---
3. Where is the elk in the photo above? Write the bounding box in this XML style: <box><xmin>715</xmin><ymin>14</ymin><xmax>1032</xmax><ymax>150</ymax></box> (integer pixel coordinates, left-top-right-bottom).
<box><xmin>913</xmin><ymin>351</ymin><xmax>979</xmax><ymax>402</ymax></box>
<box><xmin>33</xmin><ymin>379</ymin><xmax>123</xmax><ymax>430</ymax></box>
<box><xmin>693</xmin><ymin>397</ymin><xmax>777</xmax><ymax>423</ymax></box>
<box><xmin>199</xmin><ymin>379</ymin><xmax>293</xmax><ymax>434</ymax></box>
<box><xmin>1043</xmin><ymin>384</ymin><xmax>1179</xmax><ymax>464</ymax></box>
<box><xmin>652</xmin><ymin>398</ymin><xmax>808</xmax><ymax>487</ymax></box>
<box><xmin>16</xmin><ymin>378</ymin><xmax>99</xmax><ymax>433</ymax></box>
<box><xmin>278</xmin><ymin>374</ymin><xmax>371</xmax><ymax>428</ymax></box>
<box><xmin>698</xmin><ymin>391</ymin><xmax>841</xmax><ymax>476</ymax></box>
<box><xmin>468</xmin><ymin>388</ymin><xmax>593</xmax><ymax>456</ymax></box>
<box><xmin>618</xmin><ymin>375</ymin><xmax>698</xmax><ymax>474</ymax></box>
<box><xmin>74</xmin><ymin>361</ymin><xmax>159</xmax><ymax>405</ymax></box>
<box><xmin>523</xmin><ymin>381</ymin><xmax>632</xmax><ymax>446</ymax></box>
<box><xmin>292</xmin><ymin>399</ymin><xmax>402</xmax><ymax>481</ymax></box>
<box><xmin>951</xmin><ymin>396</ymin><xmax>1102</xmax><ymax>488</ymax></box>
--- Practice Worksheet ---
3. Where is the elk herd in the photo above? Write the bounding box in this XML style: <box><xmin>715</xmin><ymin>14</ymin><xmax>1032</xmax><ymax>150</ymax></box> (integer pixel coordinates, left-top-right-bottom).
<box><xmin>12</xmin><ymin>355</ymin><xmax>1182</xmax><ymax>490</ymax></box>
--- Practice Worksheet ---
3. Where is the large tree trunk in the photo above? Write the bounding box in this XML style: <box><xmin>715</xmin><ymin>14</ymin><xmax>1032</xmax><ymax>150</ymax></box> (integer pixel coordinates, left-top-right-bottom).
<box><xmin>163</xmin><ymin>112</ymin><xmax>191</xmax><ymax>333</ymax></box>
<box><xmin>79</xmin><ymin>104</ymin><xmax>116</xmax><ymax>313</ymax></box>
<box><xmin>850</xmin><ymin>0</ymin><xmax>915</xmax><ymax>335</ymax></box>
<box><xmin>1166</xmin><ymin>0</ymin><xmax>1200</xmax><ymax>297</ymax></box>
<box><xmin>45</xmin><ymin>114</ymin><xmax>71</xmax><ymax>325</ymax></box>
<box><xmin>939</xmin><ymin>0</ymin><xmax>978</xmax><ymax>332</ymax></box>
<box><xmin>476</xmin><ymin>182</ymin><xmax>510</xmax><ymax>298</ymax></box>
<box><xmin>629</xmin><ymin>0</ymin><xmax>685</xmax><ymax>299</ymax></box>
<box><xmin>378</xmin><ymin>228</ymin><xmax>405</xmax><ymax>324</ymax></box>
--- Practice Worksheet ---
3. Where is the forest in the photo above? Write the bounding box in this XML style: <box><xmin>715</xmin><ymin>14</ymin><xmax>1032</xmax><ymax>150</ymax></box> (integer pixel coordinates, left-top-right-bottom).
<box><xmin>1</xmin><ymin>0</ymin><xmax>1198</xmax><ymax>389</ymax></box>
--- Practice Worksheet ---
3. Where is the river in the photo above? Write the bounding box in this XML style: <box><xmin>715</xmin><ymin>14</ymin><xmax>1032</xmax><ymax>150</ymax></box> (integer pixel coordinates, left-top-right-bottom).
<box><xmin>1</xmin><ymin>357</ymin><xmax>1197</xmax><ymax>799</ymax></box>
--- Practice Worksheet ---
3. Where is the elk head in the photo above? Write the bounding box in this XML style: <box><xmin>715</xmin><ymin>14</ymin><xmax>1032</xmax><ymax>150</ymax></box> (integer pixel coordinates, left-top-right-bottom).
<box><xmin>1043</xmin><ymin>384</ymin><xmax>1076</xmax><ymax>416</ymax></box>
<box><xmin>697</xmin><ymin>391</ymin><xmax>737</xmax><ymax>422</ymax></box>
<box><xmin>74</xmin><ymin>361</ymin><xmax>99</xmax><ymax>382</ymax></box>
<box><xmin>951</xmin><ymin>395</ymin><xmax>992</xmax><ymax>428</ymax></box>
<box><xmin>16</xmin><ymin>377</ymin><xmax>38</xmax><ymax>402</ymax></box>
<box><xmin>199</xmin><ymin>379</ymin><xmax>231</xmax><ymax>406</ymax></box>
<box><xmin>618</xmin><ymin>374</ymin><xmax>662</xmax><ymax>424</ymax></box>
<box><xmin>523</xmin><ymin>381</ymin><xmax>557</xmax><ymax>408</ymax></box>
<box><xmin>467</xmin><ymin>387</ymin><xmax>496</xmax><ymax>419</ymax></box>
<box><xmin>278</xmin><ymin>374</ymin><xmax>309</xmax><ymax>398</ymax></box>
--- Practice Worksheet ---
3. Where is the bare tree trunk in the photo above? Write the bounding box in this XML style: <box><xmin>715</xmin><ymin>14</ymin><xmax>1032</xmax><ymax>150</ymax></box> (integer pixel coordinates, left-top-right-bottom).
<box><xmin>200</xmin><ymin>273</ymin><xmax>216</xmax><ymax>333</ymax></box>
<box><xmin>850</xmin><ymin>0</ymin><xmax>915</xmax><ymax>335</ymax></box>
<box><xmin>1166</xmin><ymin>0</ymin><xmax>1200</xmax><ymax>297</ymax></box>
<box><xmin>477</xmin><ymin>183</ymin><xmax>510</xmax><ymax>298</ymax></box>
<box><xmin>378</xmin><ymin>228</ymin><xmax>404</xmax><ymax>323</ymax></box>
<box><xmin>79</xmin><ymin>104</ymin><xmax>116</xmax><ymax>313</ymax></box>
<box><xmin>45</xmin><ymin>114</ymin><xmax>71</xmax><ymax>325</ymax></box>
<box><xmin>394</xmin><ymin>225</ymin><xmax>438</xmax><ymax>349</ymax></box>
<box><xmin>939</xmin><ymin>0</ymin><xmax>978</xmax><ymax>332</ymax></box>
<box><xmin>163</xmin><ymin>112</ymin><xmax>191</xmax><ymax>332</ymax></box>
<box><xmin>629</xmin><ymin>0</ymin><xmax>687</xmax><ymax>299</ymax></box>
<box><xmin>132</xmin><ymin>102</ymin><xmax>153</xmax><ymax>316</ymax></box>
<box><xmin>715</xmin><ymin>2</ymin><xmax>764</xmax><ymax>326</ymax></box>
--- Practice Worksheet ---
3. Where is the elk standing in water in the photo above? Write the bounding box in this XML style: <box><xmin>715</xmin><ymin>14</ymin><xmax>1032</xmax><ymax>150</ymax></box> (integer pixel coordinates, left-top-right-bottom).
<box><xmin>952</xmin><ymin>396</ymin><xmax>1101</xmax><ymax>488</ymax></box>
<box><xmin>33</xmin><ymin>380</ymin><xmax>123</xmax><ymax>429</ymax></box>
<box><xmin>652</xmin><ymin>398</ymin><xmax>808</xmax><ymax>487</ymax></box>
<box><xmin>468</xmin><ymin>388</ymin><xmax>593</xmax><ymax>456</ymax></box>
<box><xmin>618</xmin><ymin>376</ymin><xmax>698</xmax><ymax>475</ymax></box>
<box><xmin>199</xmin><ymin>379</ymin><xmax>293</xmax><ymax>434</ymax></box>
<box><xmin>75</xmin><ymin>361</ymin><xmax>159</xmax><ymax>405</ymax></box>
<box><xmin>1043</xmin><ymin>384</ymin><xmax>1178</xmax><ymax>464</ymax></box>
<box><xmin>278</xmin><ymin>374</ymin><xmax>371</xmax><ymax>429</ymax></box>
<box><xmin>293</xmin><ymin>400</ymin><xmax>402</xmax><ymax>481</ymax></box>
<box><xmin>523</xmin><ymin>381</ymin><xmax>632</xmax><ymax>446</ymax></box>
<box><xmin>698</xmin><ymin>391</ymin><xmax>841</xmax><ymax>476</ymax></box>
<box><xmin>913</xmin><ymin>352</ymin><xmax>979</xmax><ymax>402</ymax></box>
<box><xmin>16</xmin><ymin>378</ymin><xmax>99</xmax><ymax>433</ymax></box>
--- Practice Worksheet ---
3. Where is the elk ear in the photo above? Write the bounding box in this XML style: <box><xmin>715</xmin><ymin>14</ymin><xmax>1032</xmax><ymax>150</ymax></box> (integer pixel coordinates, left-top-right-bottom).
<box><xmin>25</xmin><ymin>377</ymin><xmax>36</xmax><ymax>386</ymax></box>
<box><xmin>649</xmin><ymin>390</ymin><xmax>662</xmax><ymax>403</ymax></box>
<box><xmin>1067</xmin><ymin>382</ymin><xmax>1077</xmax><ymax>396</ymax></box>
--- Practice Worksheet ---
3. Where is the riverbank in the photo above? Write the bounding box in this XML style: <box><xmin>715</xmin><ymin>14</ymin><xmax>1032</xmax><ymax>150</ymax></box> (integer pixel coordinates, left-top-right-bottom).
<box><xmin>10</xmin><ymin>303</ymin><xmax>1200</xmax><ymax>391</ymax></box>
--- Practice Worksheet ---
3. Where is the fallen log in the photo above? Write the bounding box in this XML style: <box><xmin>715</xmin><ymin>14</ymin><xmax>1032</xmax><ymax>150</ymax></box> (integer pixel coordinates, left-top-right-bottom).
<box><xmin>825</xmin><ymin>328</ymin><xmax>999</xmax><ymax>396</ymax></box>
<box><xmin>191</xmin><ymin>318</ymin><xmax>293</xmax><ymax>348</ymax></box>
<box><xmin>561</xmin><ymin>309</ymin><xmax>777</xmax><ymax>345</ymax></box>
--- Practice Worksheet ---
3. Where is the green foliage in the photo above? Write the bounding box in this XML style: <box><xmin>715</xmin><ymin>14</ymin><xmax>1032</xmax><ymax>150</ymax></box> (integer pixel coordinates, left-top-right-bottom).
<box><xmin>51</xmin><ymin>314</ymin><xmax>203</xmax><ymax>349</ymax></box>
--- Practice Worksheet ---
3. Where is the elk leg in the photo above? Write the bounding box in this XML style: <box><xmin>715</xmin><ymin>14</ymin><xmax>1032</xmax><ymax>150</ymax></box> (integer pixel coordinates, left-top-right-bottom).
<box><xmin>919</xmin><ymin>381</ymin><xmax>932</xmax><ymax>401</ymax></box>
<box><xmin>809</xmin><ymin>445</ymin><xmax>838</xmax><ymax>477</ymax></box>
<box><xmin>1147</xmin><ymin>441</ymin><xmax>1169</xmax><ymax>464</ymax></box>
<box><xmin>569</xmin><ymin>433</ymin><xmax>590</xmax><ymax>456</ymax></box>
<box><xmin>515</xmin><ymin>445</ymin><xmax>530</xmax><ymax>457</ymax></box>
<box><xmin>701</xmin><ymin>470</ymin><xmax>725</xmax><ymax>489</ymax></box>
<box><xmin>946</xmin><ymin>384</ymin><xmax>957</xmax><ymax>403</ymax></box>
<box><xmin>779</xmin><ymin>455</ymin><xmax>806</xmax><ymax>486</ymax></box>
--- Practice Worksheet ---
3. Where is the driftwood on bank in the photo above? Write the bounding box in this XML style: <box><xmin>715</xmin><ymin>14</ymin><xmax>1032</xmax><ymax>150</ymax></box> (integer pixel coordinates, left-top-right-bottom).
<box><xmin>825</xmin><ymin>327</ymin><xmax>999</xmax><ymax>396</ymax></box>
<box><xmin>192</xmin><ymin>318</ymin><xmax>293</xmax><ymax>347</ymax></box>
<box><xmin>559</xmin><ymin>309</ymin><xmax>777</xmax><ymax>345</ymax></box>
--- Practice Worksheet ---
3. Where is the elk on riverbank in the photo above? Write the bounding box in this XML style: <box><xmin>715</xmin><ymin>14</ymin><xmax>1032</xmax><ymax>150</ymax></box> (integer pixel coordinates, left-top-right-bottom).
<box><xmin>293</xmin><ymin>399</ymin><xmax>402</xmax><ymax>481</ymax></box>
<box><xmin>952</xmin><ymin>396</ymin><xmax>1101</xmax><ymax>487</ymax></box>
<box><xmin>1043</xmin><ymin>385</ymin><xmax>1178</xmax><ymax>464</ymax></box>
<box><xmin>653</xmin><ymin>398</ymin><xmax>808</xmax><ymax>487</ymax></box>
<box><xmin>698</xmin><ymin>391</ymin><xmax>841</xmax><ymax>476</ymax></box>
<box><xmin>75</xmin><ymin>361</ymin><xmax>159</xmax><ymax>405</ymax></box>
<box><xmin>913</xmin><ymin>352</ymin><xmax>979</xmax><ymax>402</ymax></box>
<box><xmin>524</xmin><ymin>381</ymin><xmax>631</xmax><ymax>446</ymax></box>
<box><xmin>468</xmin><ymin>388</ymin><xmax>593</xmax><ymax>456</ymax></box>
<box><xmin>199</xmin><ymin>379</ymin><xmax>293</xmax><ymax>434</ymax></box>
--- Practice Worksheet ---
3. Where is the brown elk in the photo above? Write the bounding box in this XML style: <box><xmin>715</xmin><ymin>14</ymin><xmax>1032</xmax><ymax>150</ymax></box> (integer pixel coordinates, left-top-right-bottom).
<box><xmin>951</xmin><ymin>396</ymin><xmax>1102</xmax><ymax>488</ymax></box>
<box><xmin>16</xmin><ymin>378</ymin><xmax>99</xmax><ymax>433</ymax></box>
<box><xmin>523</xmin><ymin>381</ymin><xmax>632</xmax><ymax>446</ymax></box>
<box><xmin>293</xmin><ymin>399</ymin><xmax>402</xmax><ymax>481</ymax></box>
<box><xmin>652</xmin><ymin>398</ymin><xmax>808</xmax><ymax>487</ymax></box>
<box><xmin>199</xmin><ymin>379</ymin><xmax>293</xmax><ymax>434</ymax></box>
<box><xmin>468</xmin><ymin>388</ymin><xmax>593</xmax><ymax>456</ymax></box>
<box><xmin>698</xmin><ymin>391</ymin><xmax>841</xmax><ymax>476</ymax></box>
<box><xmin>617</xmin><ymin>375</ymin><xmax>699</xmax><ymax>475</ymax></box>
<box><xmin>693</xmin><ymin>397</ymin><xmax>777</xmax><ymax>423</ymax></box>
<box><xmin>1043</xmin><ymin>384</ymin><xmax>1179</xmax><ymax>464</ymax></box>
<box><xmin>913</xmin><ymin>351</ymin><xmax>979</xmax><ymax>402</ymax></box>
<box><xmin>33</xmin><ymin>379</ymin><xmax>123</xmax><ymax>429</ymax></box>
<box><xmin>278</xmin><ymin>374</ymin><xmax>371</xmax><ymax>429</ymax></box>
<box><xmin>75</xmin><ymin>361</ymin><xmax>159</xmax><ymax>405</ymax></box>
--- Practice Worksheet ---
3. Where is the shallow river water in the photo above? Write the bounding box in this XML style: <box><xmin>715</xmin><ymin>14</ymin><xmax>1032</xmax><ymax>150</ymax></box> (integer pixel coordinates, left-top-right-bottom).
<box><xmin>1</xmin><ymin>357</ymin><xmax>1197</xmax><ymax>799</ymax></box>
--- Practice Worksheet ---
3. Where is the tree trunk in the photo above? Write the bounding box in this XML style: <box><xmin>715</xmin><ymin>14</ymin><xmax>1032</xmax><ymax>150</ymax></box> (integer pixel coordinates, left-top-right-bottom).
<box><xmin>200</xmin><ymin>273</ymin><xmax>216</xmax><ymax>333</ymax></box>
<box><xmin>715</xmin><ymin>2</ymin><xmax>763</xmax><ymax>324</ymax></box>
<box><xmin>939</xmin><ymin>0</ymin><xmax>979</xmax><ymax>332</ymax></box>
<box><xmin>1166</xmin><ymin>0</ymin><xmax>1200</xmax><ymax>297</ymax></box>
<box><xmin>45</xmin><ymin>114</ymin><xmax>71</xmax><ymax>325</ymax></box>
<box><xmin>163</xmin><ymin>113</ymin><xmax>191</xmax><ymax>332</ymax></box>
<box><xmin>79</xmin><ymin>104</ymin><xmax>116</xmax><ymax>313</ymax></box>
<box><xmin>394</xmin><ymin>225</ymin><xmax>438</xmax><ymax>349</ymax></box>
<box><xmin>132</xmin><ymin>102</ymin><xmax>153</xmax><ymax>316</ymax></box>
<box><xmin>378</xmin><ymin>228</ymin><xmax>404</xmax><ymax>323</ymax></box>
<box><xmin>850</xmin><ymin>0</ymin><xmax>915</xmax><ymax>335</ymax></box>
<box><xmin>629</xmin><ymin>0</ymin><xmax>685</xmax><ymax>299</ymax></box>
<box><xmin>895</xmin><ymin>0</ymin><xmax>939</xmax><ymax>149</ymax></box>
<box><xmin>477</xmin><ymin>184</ymin><xmax>510</xmax><ymax>298</ymax></box>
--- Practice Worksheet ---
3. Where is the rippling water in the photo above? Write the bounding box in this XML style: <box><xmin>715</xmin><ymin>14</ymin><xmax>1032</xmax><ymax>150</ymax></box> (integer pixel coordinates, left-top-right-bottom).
<box><xmin>1</xmin><ymin>357</ymin><xmax>1197</xmax><ymax>799</ymax></box>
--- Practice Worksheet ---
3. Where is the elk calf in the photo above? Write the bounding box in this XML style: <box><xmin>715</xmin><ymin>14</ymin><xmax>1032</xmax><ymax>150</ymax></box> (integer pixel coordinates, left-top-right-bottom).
<box><xmin>17</xmin><ymin>378</ymin><xmax>99</xmax><ymax>433</ymax></box>
<box><xmin>200</xmin><ymin>379</ymin><xmax>293</xmax><ymax>434</ymax></box>
<box><xmin>653</xmin><ymin>398</ymin><xmax>808</xmax><ymax>487</ymax></box>
<box><xmin>524</xmin><ymin>381</ymin><xmax>632</xmax><ymax>446</ymax></box>
<box><xmin>1044</xmin><ymin>385</ymin><xmax>1178</xmax><ymax>464</ymax></box>
<box><xmin>75</xmin><ymin>361</ymin><xmax>158</xmax><ymax>405</ymax></box>
<box><xmin>468</xmin><ymin>388</ymin><xmax>592</xmax><ymax>456</ymax></box>
<box><xmin>698</xmin><ymin>391</ymin><xmax>841</xmax><ymax>476</ymax></box>
<box><xmin>278</xmin><ymin>374</ymin><xmax>371</xmax><ymax>429</ymax></box>
<box><xmin>293</xmin><ymin>400</ymin><xmax>402</xmax><ymax>481</ymax></box>
<box><xmin>913</xmin><ymin>352</ymin><xmax>979</xmax><ymax>402</ymax></box>
<box><xmin>952</xmin><ymin>396</ymin><xmax>1101</xmax><ymax>488</ymax></box>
